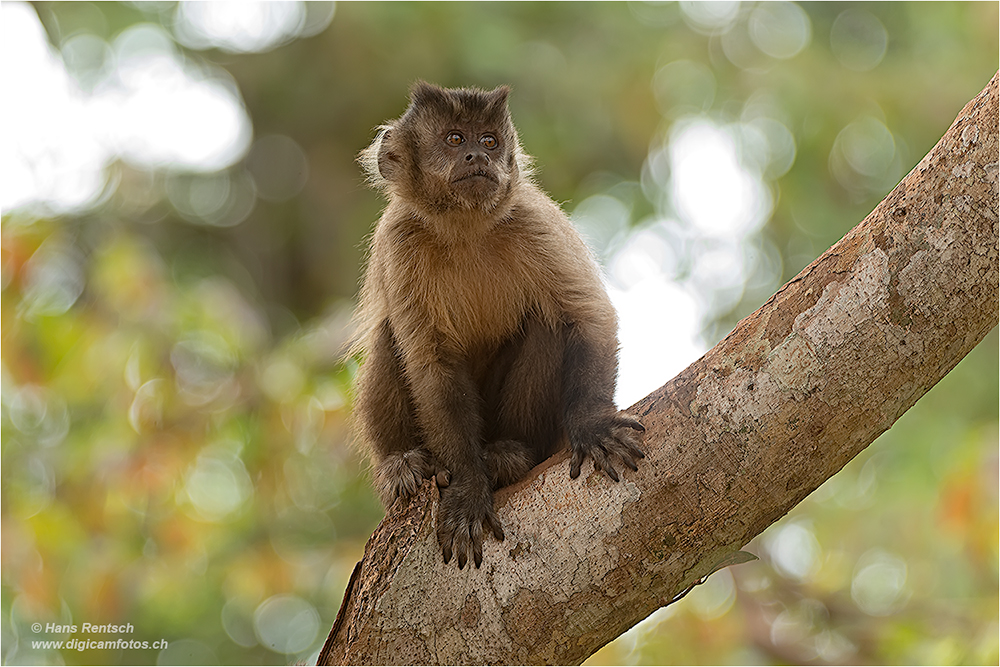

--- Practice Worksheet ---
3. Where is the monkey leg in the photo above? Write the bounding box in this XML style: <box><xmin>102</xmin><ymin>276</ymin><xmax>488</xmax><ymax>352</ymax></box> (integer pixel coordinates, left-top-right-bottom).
<box><xmin>481</xmin><ymin>439</ymin><xmax>535</xmax><ymax>489</ymax></box>
<box><xmin>481</xmin><ymin>316</ymin><xmax>565</xmax><ymax>488</ymax></box>
<box><xmin>356</xmin><ymin>320</ymin><xmax>450</xmax><ymax>506</ymax></box>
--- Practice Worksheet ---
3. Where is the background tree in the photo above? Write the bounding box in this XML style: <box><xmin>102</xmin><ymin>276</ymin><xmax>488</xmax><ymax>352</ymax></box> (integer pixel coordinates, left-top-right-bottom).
<box><xmin>1</xmin><ymin>2</ymin><xmax>996</xmax><ymax>665</ymax></box>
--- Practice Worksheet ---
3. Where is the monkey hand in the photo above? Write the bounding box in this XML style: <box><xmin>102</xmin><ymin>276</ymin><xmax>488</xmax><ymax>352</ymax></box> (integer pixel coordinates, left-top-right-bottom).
<box><xmin>568</xmin><ymin>411</ymin><xmax>646</xmax><ymax>482</ymax></box>
<box><xmin>374</xmin><ymin>448</ymin><xmax>452</xmax><ymax>506</ymax></box>
<box><xmin>436</xmin><ymin>475</ymin><xmax>505</xmax><ymax>569</ymax></box>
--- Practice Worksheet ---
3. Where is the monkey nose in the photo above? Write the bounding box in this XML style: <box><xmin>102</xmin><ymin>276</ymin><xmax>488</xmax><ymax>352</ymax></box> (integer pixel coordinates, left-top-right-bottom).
<box><xmin>465</xmin><ymin>152</ymin><xmax>490</xmax><ymax>165</ymax></box>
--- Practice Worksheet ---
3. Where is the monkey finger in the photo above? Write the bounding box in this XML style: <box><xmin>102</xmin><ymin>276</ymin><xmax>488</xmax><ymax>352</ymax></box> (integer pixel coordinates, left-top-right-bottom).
<box><xmin>614</xmin><ymin>433</ymin><xmax>645</xmax><ymax>462</ymax></box>
<box><xmin>590</xmin><ymin>446</ymin><xmax>619</xmax><ymax>482</ymax></box>
<box><xmin>602</xmin><ymin>434</ymin><xmax>641</xmax><ymax>474</ymax></box>
<box><xmin>614</xmin><ymin>414</ymin><xmax>646</xmax><ymax>432</ymax></box>
<box><xmin>569</xmin><ymin>449</ymin><xmax>584</xmax><ymax>479</ymax></box>
<box><xmin>617</xmin><ymin>451</ymin><xmax>639</xmax><ymax>472</ymax></box>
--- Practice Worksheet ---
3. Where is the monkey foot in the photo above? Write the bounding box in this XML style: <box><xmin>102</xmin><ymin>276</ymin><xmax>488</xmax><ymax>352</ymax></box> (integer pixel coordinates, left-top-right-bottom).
<box><xmin>375</xmin><ymin>448</ymin><xmax>451</xmax><ymax>505</ymax></box>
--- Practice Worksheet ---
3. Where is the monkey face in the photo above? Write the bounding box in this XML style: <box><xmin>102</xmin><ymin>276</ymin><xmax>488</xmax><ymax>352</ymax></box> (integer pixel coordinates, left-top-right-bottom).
<box><xmin>437</xmin><ymin>125</ymin><xmax>506</xmax><ymax>207</ymax></box>
<box><xmin>369</xmin><ymin>82</ymin><xmax>522</xmax><ymax>214</ymax></box>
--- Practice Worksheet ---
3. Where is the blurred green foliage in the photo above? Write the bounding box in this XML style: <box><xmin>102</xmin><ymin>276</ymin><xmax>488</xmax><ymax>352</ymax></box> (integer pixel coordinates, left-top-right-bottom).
<box><xmin>2</xmin><ymin>2</ymin><xmax>997</xmax><ymax>665</ymax></box>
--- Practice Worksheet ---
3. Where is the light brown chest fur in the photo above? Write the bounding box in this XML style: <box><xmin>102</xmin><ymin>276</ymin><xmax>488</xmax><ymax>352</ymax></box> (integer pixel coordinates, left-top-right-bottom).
<box><xmin>382</xmin><ymin>217</ymin><xmax>557</xmax><ymax>352</ymax></box>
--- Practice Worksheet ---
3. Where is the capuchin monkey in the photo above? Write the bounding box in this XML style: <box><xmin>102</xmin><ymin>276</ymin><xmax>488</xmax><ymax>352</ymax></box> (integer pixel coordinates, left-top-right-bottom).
<box><xmin>354</xmin><ymin>82</ymin><xmax>644</xmax><ymax>569</ymax></box>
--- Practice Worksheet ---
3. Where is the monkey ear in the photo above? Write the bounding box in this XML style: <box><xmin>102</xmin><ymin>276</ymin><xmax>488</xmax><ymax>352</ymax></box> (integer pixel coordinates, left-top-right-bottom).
<box><xmin>485</xmin><ymin>85</ymin><xmax>511</xmax><ymax>110</ymax></box>
<box><xmin>483</xmin><ymin>85</ymin><xmax>513</xmax><ymax>126</ymax></box>
<box><xmin>409</xmin><ymin>81</ymin><xmax>455</xmax><ymax>115</ymax></box>
<box><xmin>376</xmin><ymin>129</ymin><xmax>401</xmax><ymax>182</ymax></box>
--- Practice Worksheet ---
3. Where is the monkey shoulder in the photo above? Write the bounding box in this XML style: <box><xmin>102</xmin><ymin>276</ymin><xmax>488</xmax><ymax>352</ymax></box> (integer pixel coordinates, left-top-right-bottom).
<box><xmin>507</xmin><ymin>185</ymin><xmax>608</xmax><ymax>292</ymax></box>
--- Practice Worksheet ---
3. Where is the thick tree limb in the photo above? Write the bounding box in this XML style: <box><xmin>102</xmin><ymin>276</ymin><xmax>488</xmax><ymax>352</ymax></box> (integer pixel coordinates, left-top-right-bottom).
<box><xmin>319</xmin><ymin>72</ymin><xmax>998</xmax><ymax>666</ymax></box>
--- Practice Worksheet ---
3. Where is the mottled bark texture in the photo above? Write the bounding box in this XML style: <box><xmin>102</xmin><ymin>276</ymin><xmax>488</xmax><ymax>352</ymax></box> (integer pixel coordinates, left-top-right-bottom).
<box><xmin>319</xmin><ymin>73</ymin><xmax>998</xmax><ymax>666</ymax></box>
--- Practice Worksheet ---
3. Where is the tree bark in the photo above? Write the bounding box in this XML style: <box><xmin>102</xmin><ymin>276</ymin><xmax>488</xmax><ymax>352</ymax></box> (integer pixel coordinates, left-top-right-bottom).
<box><xmin>318</xmin><ymin>72</ymin><xmax>999</xmax><ymax>666</ymax></box>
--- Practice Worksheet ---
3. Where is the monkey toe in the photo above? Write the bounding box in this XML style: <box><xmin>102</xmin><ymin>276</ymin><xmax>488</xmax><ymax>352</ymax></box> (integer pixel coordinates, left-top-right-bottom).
<box><xmin>437</xmin><ymin>520</ymin><xmax>457</xmax><ymax>565</ymax></box>
<box><xmin>440</xmin><ymin>537</ymin><xmax>453</xmax><ymax>565</ymax></box>
<box><xmin>605</xmin><ymin>438</ymin><xmax>643</xmax><ymax>477</ymax></box>
<box><xmin>437</xmin><ymin>520</ymin><xmax>482</xmax><ymax>570</ymax></box>
<box><xmin>470</xmin><ymin>521</ymin><xmax>485</xmax><ymax>569</ymax></box>
<box><xmin>488</xmin><ymin>514</ymin><xmax>505</xmax><ymax>542</ymax></box>
<box><xmin>455</xmin><ymin>531</ymin><xmax>472</xmax><ymax>570</ymax></box>
<box><xmin>571</xmin><ymin>439</ymin><xmax>619</xmax><ymax>482</ymax></box>
<box><xmin>569</xmin><ymin>449</ymin><xmax>584</xmax><ymax>479</ymax></box>
<box><xmin>591</xmin><ymin>444</ymin><xmax>619</xmax><ymax>482</ymax></box>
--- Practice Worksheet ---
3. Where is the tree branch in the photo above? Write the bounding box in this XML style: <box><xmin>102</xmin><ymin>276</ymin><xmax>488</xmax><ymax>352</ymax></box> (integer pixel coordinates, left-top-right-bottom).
<box><xmin>318</xmin><ymin>72</ymin><xmax>998</xmax><ymax>666</ymax></box>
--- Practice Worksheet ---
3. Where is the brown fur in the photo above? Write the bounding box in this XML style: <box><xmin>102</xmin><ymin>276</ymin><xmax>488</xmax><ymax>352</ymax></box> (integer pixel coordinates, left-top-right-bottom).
<box><xmin>354</xmin><ymin>82</ymin><xmax>644</xmax><ymax>569</ymax></box>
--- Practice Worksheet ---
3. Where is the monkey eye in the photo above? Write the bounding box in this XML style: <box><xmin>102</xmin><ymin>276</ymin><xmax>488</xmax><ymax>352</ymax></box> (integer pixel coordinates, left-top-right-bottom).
<box><xmin>479</xmin><ymin>134</ymin><xmax>498</xmax><ymax>149</ymax></box>
<box><xmin>445</xmin><ymin>132</ymin><xmax>465</xmax><ymax>146</ymax></box>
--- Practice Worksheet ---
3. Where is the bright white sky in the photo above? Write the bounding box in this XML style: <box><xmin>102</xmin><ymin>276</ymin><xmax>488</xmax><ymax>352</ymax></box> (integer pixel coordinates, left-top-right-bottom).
<box><xmin>1</xmin><ymin>2</ymin><xmax>255</xmax><ymax>213</ymax></box>
<box><xmin>606</xmin><ymin>115</ymin><xmax>778</xmax><ymax>406</ymax></box>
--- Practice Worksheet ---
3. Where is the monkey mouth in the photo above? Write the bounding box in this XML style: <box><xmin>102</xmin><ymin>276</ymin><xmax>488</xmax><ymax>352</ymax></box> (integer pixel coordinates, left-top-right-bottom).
<box><xmin>453</xmin><ymin>169</ymin><xmax>498</xmax><ymax>184</ymax></box>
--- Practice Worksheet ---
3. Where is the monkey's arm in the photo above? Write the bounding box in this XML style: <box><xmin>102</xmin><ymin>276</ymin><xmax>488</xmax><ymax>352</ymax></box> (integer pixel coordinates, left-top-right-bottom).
<box><xmin>561</xmin><ymin>312</ymin><xmax>646</xmax><ymax>481</ymax></box>
<box><xmin>547</xmin><ymin>215</ymin><xmax>645</xmax><ymax>481</ymax></box>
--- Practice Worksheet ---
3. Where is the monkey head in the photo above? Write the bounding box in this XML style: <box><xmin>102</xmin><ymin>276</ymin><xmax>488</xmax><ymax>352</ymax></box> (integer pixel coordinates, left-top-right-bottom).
<box><xmin>361</xmin><ymin>82</ymin><xmax>530</xmax><ymax>215</ymax></box>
